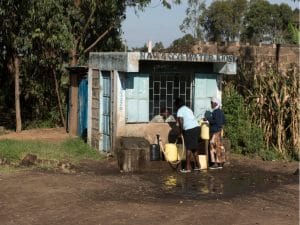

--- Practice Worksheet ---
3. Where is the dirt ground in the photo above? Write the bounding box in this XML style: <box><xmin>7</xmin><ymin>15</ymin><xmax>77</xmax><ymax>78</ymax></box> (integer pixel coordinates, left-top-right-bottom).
<box><xmin>0</xmin><ymin>129</ymin><xmax>299</xmax><ymax>225</ymax></box>
<box><xmin>0</xmin><ymin>127</ymin><xmax>71</xmax><ymax>142</ymax></box>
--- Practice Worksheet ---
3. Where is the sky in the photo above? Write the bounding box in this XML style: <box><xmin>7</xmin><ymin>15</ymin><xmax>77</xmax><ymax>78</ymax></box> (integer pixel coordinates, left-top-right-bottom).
<box><xmin>121</xmin><ymin>0</ymin><xmax>299</xmax><ymax>49</ymax></box>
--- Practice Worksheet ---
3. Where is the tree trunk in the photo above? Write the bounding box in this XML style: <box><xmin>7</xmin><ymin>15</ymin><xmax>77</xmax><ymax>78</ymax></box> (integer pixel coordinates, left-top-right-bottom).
<box><xmin>74</xmin><ymin>0</ymin><xmax>81</xmax><ymax>8</ymax></box>
<box><xmin>14</xmin><ymin>55</ymin><xmax>22</xmax><ymax>132</ymax></box>
<box><xmin>69</xmin><ymin>48</ymin><xmax>78</xmax><ymax>66</ymax></box>
<box><xmin>69</xmin><ymin>39</ymin><xmax>78</xmax><ymax>66</ymax></box>
<box><xmin>68</xmin><ymin>42</ymin><xmax>79</xmax><ymax>135</ymax></box>
<box><xmin>53</xmin><ymin>67</ymin><xmax>66</xmax><ymax>129</ymax></box>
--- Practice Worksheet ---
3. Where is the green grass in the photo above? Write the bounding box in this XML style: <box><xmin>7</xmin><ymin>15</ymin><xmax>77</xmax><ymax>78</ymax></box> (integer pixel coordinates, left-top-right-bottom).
<box><xmin>0</xmin><ymin>165</ymin><xmax>22</xmax><ymax>174</ymax></box>
<box><xmin>0</xmin><ymin>138</ymin><xmax>105</xmax><ymax>165</ymax></box>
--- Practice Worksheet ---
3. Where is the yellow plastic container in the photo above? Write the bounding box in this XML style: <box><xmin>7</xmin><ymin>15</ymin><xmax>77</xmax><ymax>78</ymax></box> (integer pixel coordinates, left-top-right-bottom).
<box><xmin>198</xmin><ymin>155</ymin><xmax>208</xmax><ymax>169</ymax></box>
<box><xmin>177</xmin><ymin>144</ymin><xmax>186</xmax><ymax>161</ymax></box>
<box><xmin>164</xmin><ymin>143</ymin><xmax>178</xmax><ymax>162</ymax></box>
<box><xmin>199</xmin><ymin>119</ymin><xmax>210</xmax><ymax>140</ymax></box>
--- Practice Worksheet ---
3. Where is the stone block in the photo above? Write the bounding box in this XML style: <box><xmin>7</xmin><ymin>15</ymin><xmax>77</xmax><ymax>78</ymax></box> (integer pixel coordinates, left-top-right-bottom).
<box><xmin>117</xmin><ymin>137</ymin><xmax>150</xmax><ymax>172</ymax></box>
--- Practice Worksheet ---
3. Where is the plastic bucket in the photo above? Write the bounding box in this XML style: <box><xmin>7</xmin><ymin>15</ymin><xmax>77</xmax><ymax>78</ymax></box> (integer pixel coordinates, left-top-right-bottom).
<box><xmin>198</xmin><ymin>155</ymin><xmax>207</xmax><ymax>169</ymax></box>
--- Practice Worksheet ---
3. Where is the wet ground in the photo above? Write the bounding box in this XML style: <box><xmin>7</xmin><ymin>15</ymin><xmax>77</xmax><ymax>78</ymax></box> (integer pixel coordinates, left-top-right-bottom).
<box><xmin>0</xmin><ymin>154</ymin><xmax>298</xmax><ymax>225</ymax></box>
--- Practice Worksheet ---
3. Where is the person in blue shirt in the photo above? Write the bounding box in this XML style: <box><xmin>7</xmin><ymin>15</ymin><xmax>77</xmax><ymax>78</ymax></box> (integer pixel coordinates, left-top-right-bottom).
<box><xmin>204</xmin><ymin>97</ymin><xmax>226</xmax><ymax>169</ymax></box>
<box><xmin>174</xmin><ymin>97</ymin><xmax>200</xmax><ymax>173</ymax></box>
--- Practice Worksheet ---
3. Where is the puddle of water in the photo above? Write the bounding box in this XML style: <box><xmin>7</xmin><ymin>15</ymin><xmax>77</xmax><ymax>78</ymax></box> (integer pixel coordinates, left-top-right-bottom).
<box><xmin>161</xmin><ymin>172</ymin><xmax>224</xmax><ymax>197</ymax></box>
<box><xmin>143</xmin><ymin>165</ymin><xmax>298</xmax><ymax>200</ymax></box>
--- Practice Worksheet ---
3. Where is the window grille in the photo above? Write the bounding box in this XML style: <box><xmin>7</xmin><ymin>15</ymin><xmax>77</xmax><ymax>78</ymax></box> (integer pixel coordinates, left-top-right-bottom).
<box><xmin>149</xmin><ymin>72</ymin><xmax>193</xmax><ymax>120</ymax></box>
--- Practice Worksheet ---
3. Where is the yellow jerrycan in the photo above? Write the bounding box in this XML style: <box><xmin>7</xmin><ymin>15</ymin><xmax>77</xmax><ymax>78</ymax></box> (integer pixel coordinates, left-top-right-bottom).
<box><xmin>199</xmin><ymin>119</ymin><xmax>210</xmax><ymax>140</ymax></box>
<box><xmin>164</xmin><ymin>143</ymin><xmax>178</xmax><ymax>162</ymax></box>
<box><xmin>161</xmin><ymin>135</ymin><xmax>185</xmax><ymax>163</ymax></box>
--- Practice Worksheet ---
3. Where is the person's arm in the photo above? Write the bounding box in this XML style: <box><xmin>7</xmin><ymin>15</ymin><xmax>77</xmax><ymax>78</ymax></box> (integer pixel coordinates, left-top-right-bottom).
<box><xmin>207</xmin><ymin>112</ymin><xmax>216</xmax><ymax>125</ymax></box>
<box><xmin>177</xmin><ymin>117</ymin><xmax>184</xmax><ymax>134</ymax></box>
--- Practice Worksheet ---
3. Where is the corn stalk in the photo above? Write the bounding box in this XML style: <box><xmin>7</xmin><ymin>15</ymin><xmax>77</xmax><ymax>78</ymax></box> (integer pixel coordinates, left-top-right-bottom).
<box><xmin>288</xmin><ymin>64</ymin><xmax>300</xmax><ymax>157</ymax></box>
<box><xmin>237</xmin><ymin>58</ymin><xmax>299</xmax><ymax>158</ymax></box>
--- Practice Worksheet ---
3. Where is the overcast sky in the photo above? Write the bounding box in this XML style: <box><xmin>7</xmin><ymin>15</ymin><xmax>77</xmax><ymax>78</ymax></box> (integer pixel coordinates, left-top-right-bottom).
<box><xmin>121</xmin><ymin>0</ymin><xmax>299</xmax><ymax>49</ymax></box>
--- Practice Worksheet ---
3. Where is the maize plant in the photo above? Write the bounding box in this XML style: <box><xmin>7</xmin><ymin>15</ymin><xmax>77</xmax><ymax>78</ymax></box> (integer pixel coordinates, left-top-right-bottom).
<box><xmin>237</xmin><ymin>60</ymin><xmax>299</xmax><ymax>159</ymax></box>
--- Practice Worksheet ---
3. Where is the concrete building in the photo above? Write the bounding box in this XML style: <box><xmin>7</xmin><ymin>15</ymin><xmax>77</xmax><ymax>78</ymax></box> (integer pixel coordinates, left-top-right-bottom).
<box><xmin>87</xmin><ymin>52</ymin><xmax>237</xmax><ymax>153</ymax></box>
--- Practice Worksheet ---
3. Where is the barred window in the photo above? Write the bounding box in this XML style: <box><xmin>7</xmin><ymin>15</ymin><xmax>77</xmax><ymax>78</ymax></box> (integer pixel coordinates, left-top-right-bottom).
<box><xmin>149</xmin><ymin>72</ymin><xmax>193</xmax><ymax>121</ymax></box>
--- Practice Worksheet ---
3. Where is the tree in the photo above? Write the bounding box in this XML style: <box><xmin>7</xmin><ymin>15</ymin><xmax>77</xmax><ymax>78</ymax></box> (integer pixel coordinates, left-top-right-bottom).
<box><xmin>0</xmin><ymin>0</ymin><xmax>182</xmax><ymax>131</ymax></box>
<box><xmin>286</xmin><ymin>9</ymin><xmax>300</xmax><ymax>44</ymax></box>
<box><xmin>268</xmin><ymin>3</ymin><xmax>293</xmax><ymax>44</ymax></box>
<box><xmin>0</xmin><ymin>0</ymin><xmax>74</xmax><ymax>130</ymax></box>
<box><xmin>168</xmin><ymin>34</ymin><xmax>196</xmax><ymax>52</ymax></box>
<box><xmin>68</xmin><ymin>0</ymin><xmax>182</xmax><ymax>66</ymax></box>
<box><xmin>24</xmin><ymin>0</ymin><xmax>73</xmax><ymax>128</ymax></box>
<box><xmin>201</xmin><ymin>0</ymin><xmax>247</xmax><ymax>42</ymax></box>
<box><xmin>230</xmin><ymin>0</ymin><xmax>248</xmax><ymax>41</ymax></box>
<box><xmin>0</xmin><ymin>0</ymin><xmax>32</xmax><ymax>132</ymax></box>
<box><xmin>241</xmin><ymin>0</ymin><xmax>293</xmax><ymax>44</ymax></box>
<box><xmin>180</xmin><ymin>0</ymin><xmax>206</xmax><ymax>40</ymax></box>
<box><xmin>152</xmin><ymin>42</ymin><xmax>165</xmax><ymax>52</ymax></box>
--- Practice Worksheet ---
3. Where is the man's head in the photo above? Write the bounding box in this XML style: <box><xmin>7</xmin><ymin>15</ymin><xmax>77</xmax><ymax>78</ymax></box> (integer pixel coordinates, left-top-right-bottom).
<box><xmin>174</xmin><ymin>97</ymin><xmax>185</xmax><ymax>110</ymax></box>
<box><xmin>160</xmin><ymin>107</ymin><xmax>170</xmax><ymax>119</ymax></box>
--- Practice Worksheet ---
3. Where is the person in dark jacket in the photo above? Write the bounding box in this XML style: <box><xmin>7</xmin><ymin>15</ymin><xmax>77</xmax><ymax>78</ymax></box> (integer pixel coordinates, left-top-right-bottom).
<box><xmin>204</xmin><ymin>97</ymin><xmax>226</xmax><ymax>169</ymax></box>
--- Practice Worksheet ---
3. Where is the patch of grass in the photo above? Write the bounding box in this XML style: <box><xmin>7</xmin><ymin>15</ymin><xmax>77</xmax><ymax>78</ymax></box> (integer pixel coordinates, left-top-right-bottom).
<box><xmin>0</xmin><ymin>138</ymin><xmax>105</xmax><ymax>165</ymax></box>
<box><xmin>61</xmin><ymin>138</ymin><xmax>105</xmax><ymax>162</ymax></box>
<box><xmin>258</xmin><ymin>147</ymin><xmax>294</xmax><ymax>162</ymax></box>
<box><xmin>24</xmin><ymin>119</ymin><xmax>56</xmax><ymax>129</ymax></box>
<box><xmin>0</xmin><ymin>165</ymin><xmax>22</xmax><ymax>174</ymax></box>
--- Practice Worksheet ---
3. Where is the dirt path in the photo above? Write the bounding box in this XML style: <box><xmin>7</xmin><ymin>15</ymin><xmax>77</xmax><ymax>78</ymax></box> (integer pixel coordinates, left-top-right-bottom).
<box><xmin>0</xmin><ymin>155</ymin><xmax>299</xmax><ymax>225</ymax></box>
<box><xmin>0</xmin><ymin>128</ymin><xmax>299</xmax><ymax>225</ymax></box>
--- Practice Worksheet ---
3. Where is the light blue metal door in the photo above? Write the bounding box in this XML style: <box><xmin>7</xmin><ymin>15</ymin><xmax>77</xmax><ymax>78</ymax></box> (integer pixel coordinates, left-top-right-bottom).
<box><xmin>78</xmin><ymin>78</ymin><xmax>88</xmax><ymax>138</ymax></box>
<box><xmin>102</xmin><ymin>71</ymin><xmax>111</xmax><ymax>152</ymax></box>
<box><xmin>126</xmin><ymin>73</ymin><xmax>149</xmax><ymax>122</ymax></box>
<box><xmin>194</xmin><ymin>73</ymin><xmax>218</xmax><ymax>120</ymax></box>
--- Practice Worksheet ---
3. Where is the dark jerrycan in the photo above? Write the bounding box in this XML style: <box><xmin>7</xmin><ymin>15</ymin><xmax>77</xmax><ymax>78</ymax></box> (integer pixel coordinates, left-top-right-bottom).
<box><xmin>150</xmin><ymin>144</ymin><xmax>160</xmax><ymax>161</ymax></box>
<box><xmin>150</xmin><ymin>134</ymin><xmax>161</xmax><ymax>161</ymax></box>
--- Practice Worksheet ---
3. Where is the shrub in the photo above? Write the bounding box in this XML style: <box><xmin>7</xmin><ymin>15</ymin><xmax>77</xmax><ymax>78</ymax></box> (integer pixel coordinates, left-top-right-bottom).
<box><xmin>222</xmin><ymin>83</ymin><xmax>265</xmax><ymax>155</ymax></box>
